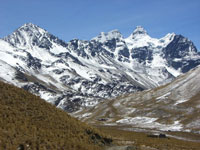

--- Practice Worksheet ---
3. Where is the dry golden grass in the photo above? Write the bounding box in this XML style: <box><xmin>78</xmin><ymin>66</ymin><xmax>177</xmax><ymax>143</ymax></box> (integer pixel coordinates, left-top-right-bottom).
<box><xmin>0</xmin><ymin>81</ymin><xmax>111</xmax><ymax>150</ymax></box>
<box><xmin>98</xmin><ymin>126</ymin><xmax>200</xmax><ymax>150</ymax></box>
<box><xmin>1</xmin><ymin>79</ymin><xmax>200</xmax><ymax>150</ymax></box>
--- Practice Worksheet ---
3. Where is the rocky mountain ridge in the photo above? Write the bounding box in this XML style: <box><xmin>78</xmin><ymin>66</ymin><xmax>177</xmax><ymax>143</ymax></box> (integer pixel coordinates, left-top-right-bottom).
<box><xmin>74</xmin><ymin>65</ymin><xmax>200</xmax><ymax>133</ymax></box>
<box><xmin>0</xmin><ymin>23</ymin><xmax>199</xmax><ymax>112</ymax></box>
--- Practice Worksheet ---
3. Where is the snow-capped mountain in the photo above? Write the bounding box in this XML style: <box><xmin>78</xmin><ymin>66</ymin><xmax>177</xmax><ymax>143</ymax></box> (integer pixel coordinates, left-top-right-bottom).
<box><xmin>74</xmin><ymin>66</ymin><xmax>200</xmax><ymax>133</ymax></box>
<box><xmin>0</xmin><ymin>23</ymin><xmax>199</xmax><ymax>112</ymax></box>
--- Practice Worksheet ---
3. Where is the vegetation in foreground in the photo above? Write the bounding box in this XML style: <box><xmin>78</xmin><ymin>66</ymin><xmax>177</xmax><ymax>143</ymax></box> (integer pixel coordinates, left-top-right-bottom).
<box><xmin>0</xmin><ymin>81</ymin><xmax>112</xmax><ymax>150</ymax></box>
<box><xmin>1</xmin><ymin>80</ymin><xmax>200</xmax><ymax>150</ymax></box>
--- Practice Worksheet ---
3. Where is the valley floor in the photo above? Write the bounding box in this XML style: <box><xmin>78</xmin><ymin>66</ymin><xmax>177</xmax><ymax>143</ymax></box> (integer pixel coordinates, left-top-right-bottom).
<box><xmin>96</xmin><ymin>125</ymin><xmax>200</xmax><ymax>150</ymax></box>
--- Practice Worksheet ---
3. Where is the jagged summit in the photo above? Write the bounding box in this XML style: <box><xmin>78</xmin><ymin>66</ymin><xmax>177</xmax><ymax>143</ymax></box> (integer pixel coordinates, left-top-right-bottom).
<box><xmin>128</xmin><ymin>26</ymin><xmax>149</xmax><ymax>39</ymax></box>
<box><xmin>20</xmin><ymin>22</ymin><xmax>40</xmax><ymax>29</ymax></box>
<box><xmin>14</xmin><ymin>23</ymin><xmax>46</xmax><ymax>35</ymax></box>
<box><xmin>125</xmin><ymin>26</ymin><xmax>150</xmax><ymax>42</ymax></box>
<box><xmin>133</xmin><ymin>26</ymin><xmax>147</xmax><ymax>35</ymax></box>
<box><xmin>3</xmin><ymin>23</ymin><xmax>47</xmax><ymax>48</ymax></box>
<box><xmin>93</xmin><ymin>26</ymin><xmax>149</xmax><ymax>42</ymax></box>
<box><xmin>3</xmin><ymin>23</ymin><xmax>49</xmax><ymax>39</ymax></box>
<box><xmin>2</xmin><ymin>23</ymin><xmax>68</xmax><ymax>50</ymax></box>
<box><xmin>0</xmin><ymin>23</ymin><xmax>200</xmax><ymax>112</ymax></box>
<box><xmin>92</xmin><ymin>29</ymin><xmax>123</xmax><ymax>43</ymax></box>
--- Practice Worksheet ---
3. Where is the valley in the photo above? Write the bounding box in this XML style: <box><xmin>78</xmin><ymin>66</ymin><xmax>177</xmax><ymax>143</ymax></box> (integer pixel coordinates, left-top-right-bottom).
<box><xmin>74</xmin><ymin>66</ymin><xmax>200</xmax><ymax>135</ymax></box>
<box><xmin>0</xmin><ymin>23</ymin><xmax>200</xmax><ymax>149</ymax></box>
<box><xmin>99</xmin><ymin>126</ymin><xmax>200</xmax><ymax>150</ymax></box>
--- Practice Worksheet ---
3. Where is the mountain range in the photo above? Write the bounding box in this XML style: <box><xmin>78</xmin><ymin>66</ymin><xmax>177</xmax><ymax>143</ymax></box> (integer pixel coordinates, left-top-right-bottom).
<box><xmin>75</xmin><ymin>65</ymin><xmax>200</xmax><ymax>134</ymax></box>
<box><xmin>0</xmin><ymin>23</ymin><xmax>200</xmax><ymax>112</ymax></box>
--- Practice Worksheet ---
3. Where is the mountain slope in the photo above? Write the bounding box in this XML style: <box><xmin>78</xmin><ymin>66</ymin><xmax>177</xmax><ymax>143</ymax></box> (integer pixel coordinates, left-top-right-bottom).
<box><xmin>74</xmin><ymin>66</ymin><xmax>200</xmax><ymax>133</ymax></box>
<box><xmin>0</xmin><ymin>23</ymin><xmax>200</xmax><ymax>112</ymax></box>
<box><xmin>1</xmin><ymin>81</ymin><xmax>200</xmax><ymax>150</ymax></box>
<box><xmin>0</xmin><ymin>80</ymin><xmax>112</xmax><ymax>150</ymax></box>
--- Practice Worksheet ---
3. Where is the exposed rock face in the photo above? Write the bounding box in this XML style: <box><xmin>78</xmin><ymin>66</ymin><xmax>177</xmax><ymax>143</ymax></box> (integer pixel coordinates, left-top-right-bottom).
<box><xmin>0</xmin><ymin>23</ymin><xmax>199</xmax><ymax>112</ymax></box>
<box><xmin>163</xmin><ymin>35</ymin><xmax>200</xmax><ymax>73</ymax></box>
<box><xmin>74</xmin><ymin>66</ymin><xmax>200</xmax><ymax>133</ymax></box>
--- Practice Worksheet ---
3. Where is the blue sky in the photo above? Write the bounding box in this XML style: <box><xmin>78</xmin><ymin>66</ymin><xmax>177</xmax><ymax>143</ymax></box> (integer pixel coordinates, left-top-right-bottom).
<box><xmin>0</xmin><ymin>0</ymin><xmax>200</xmax><ymax>49</ymax></box>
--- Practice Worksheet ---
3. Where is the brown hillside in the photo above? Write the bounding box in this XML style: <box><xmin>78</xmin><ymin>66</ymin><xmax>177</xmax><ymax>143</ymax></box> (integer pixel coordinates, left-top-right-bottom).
<box><xmin>0</xmin><ymin>81</ymin><xmax>111</xmax><ymax>150</ymax></box>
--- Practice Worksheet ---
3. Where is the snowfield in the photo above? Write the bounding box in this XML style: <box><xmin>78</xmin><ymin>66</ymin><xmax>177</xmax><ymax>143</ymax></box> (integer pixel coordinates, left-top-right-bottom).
<box><xmin>0</xmin><ymin>23</ymin><xmax>200</xmax><ymax>114</ymax></box>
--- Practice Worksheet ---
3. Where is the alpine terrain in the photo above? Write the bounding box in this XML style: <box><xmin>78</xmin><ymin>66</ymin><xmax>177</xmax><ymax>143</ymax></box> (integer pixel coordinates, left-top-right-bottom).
<box><xmin>75</xmin><ymin>66</ymin><xmax>200</xmax><ymax>134</ymax></box>
<box><xmin>0</xmin><ymin>23</ymin><xmax>200</xmax><ymax>112</ymax></box>
<box><xmin>1</xmin><ymin>71</ymin><xmax>200</xmax><ymax>150</ymax></box>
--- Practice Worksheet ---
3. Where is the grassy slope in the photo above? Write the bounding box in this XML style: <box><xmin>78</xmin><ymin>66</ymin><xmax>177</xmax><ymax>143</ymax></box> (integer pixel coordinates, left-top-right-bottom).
<box><xmin>1</xmin><ymin>80</ymin><xmax>200</xmax><ymax>150</ymax></box>
<box><xmin>0</xmin><ymin>81</ymin><xmax>111</xmax><ymax>150</ymax></box>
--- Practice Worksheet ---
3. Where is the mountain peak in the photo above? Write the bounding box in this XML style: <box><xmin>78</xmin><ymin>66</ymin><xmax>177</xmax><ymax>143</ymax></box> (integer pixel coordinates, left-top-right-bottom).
<box><xmin>127</xmin><ymin>26</ymin><xmax>149</xmax><ymax>40</ymax></box>
<box><xmin>21</xmin><ymin>23</ymin><xmax>39</xmax><ymax>28</ymax></box>
<box><xmin>92</xmin><ymin>29</ymin><xmax>122</xmax><ymax>43</ymax></box>
<box><xmin>17</xmin><ymin>23</ymin><xmax>46</xmax><ymax>33</ymax></box>
<box><xmin>105</xmin><ymin>29</ymin><xmax>123</xmax><ymax>39</ymax></box>
<box><xmin>1</xmin><ymin>23</ymin><xmax>200</xmax><ymax>114</ymax></box>
<box><xmin>132</xmin><ymin>26</ymin><xmax>148</xmax><ymax>36</ymax></box>
<box><xmin>3</xmin><ymin>23</ymin><xmax>48</xmax><ymax>48</ymax></box>
<box><xmin>108</xmin><ymin>29</ymin><xmax>121</xmax><ymax>34</ymax></box>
